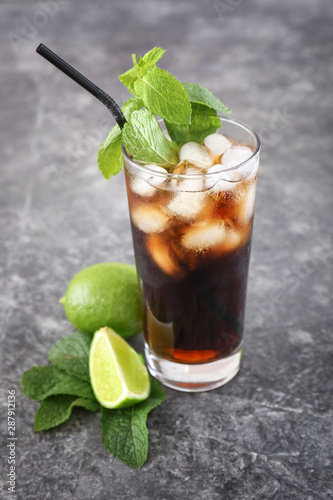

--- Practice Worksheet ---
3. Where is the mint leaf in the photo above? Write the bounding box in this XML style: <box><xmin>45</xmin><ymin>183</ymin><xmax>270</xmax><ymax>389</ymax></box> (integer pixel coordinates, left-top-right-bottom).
<box><xmin>34</xmin><ymin>395</ymin><xmax>99</xmax><ymax>431</ymax></box>
<box><xmin>138</xmin><ymin>47</ymin><xmax>166</xmax><ymax>70</ymax></box>
<box><xmin>21</xmin><ymin>365</ymin><xmax>96</xmax><ymax>401</ymax></box>
<box><xmin>98</xmin><ymin>97</ymin><xmax>145</xmax><ymax>180</ymax></box>
<box><xmin>182</xmin><ymin>82</ymin><xmax>231</xmax><ymax>114</ymax></box>
<box><xmin>119</xmin><ymin>47</ymin><xmax>166</xmax><ymax>93</ymax></box>
<box><xmin>97</xmin><ymin>124</ymin><xmax>123</xmax><ymax>180</ymax></box>
<box><xmin>122</xmin><ymin>96</ymin><xmax>144</xmax><ymax>119</ymax></box>
<box><xmin>166</xmin><ymin>103</ymin><xmax>221</xmax><ymax>146</ymax></box>
<box><xmin>100</xmin><ymin>379</ymin><xmax>165</xmax><ymax>469</ymax></box>
<box><xmin>135</xmin><ymin>67</ymin><xmax>191</xmax><ymax>125</ymax></box>
<box><xmin>119</xmin><ymin>66</ymin><xmax>139</xmax><ymax>94</ymax></box>
<box><xmin>122</xmin><ymin>109</ymin><xmax>179</xmax><ymax>165</ymax></box>
<box><xmin>48</xmin><ymin>330</ymin><xmax>92</xmax><ymax>382</ymax></box>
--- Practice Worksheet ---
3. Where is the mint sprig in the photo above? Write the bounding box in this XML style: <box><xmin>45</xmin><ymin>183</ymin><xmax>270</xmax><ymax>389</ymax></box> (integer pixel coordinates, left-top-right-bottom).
<box><xmin>98</xmin><ymin>46</ymin><xmax>231</xmax><ymax>179</ymax></box>
<box><xmin>120</xmin><ymin>49</ymin><xmax>191</xmax><ymax>125</ymax></box>
<box><xmin>21</xmin><ymin>330</ymin><xmax>166</xmax><ymax>469</ymax></box>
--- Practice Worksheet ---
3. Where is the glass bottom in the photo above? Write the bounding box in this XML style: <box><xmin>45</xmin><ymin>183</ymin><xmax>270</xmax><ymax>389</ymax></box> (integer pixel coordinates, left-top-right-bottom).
<box><xmin>145</xmin><ymin>343</ymin><xmax>243</xmax><ymax>392</ymax></box>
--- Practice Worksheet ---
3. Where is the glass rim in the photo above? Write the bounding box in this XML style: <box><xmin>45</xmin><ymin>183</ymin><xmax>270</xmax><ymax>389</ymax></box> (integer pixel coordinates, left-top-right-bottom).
<box><xmin>121</xmin><ymin>115</ymin><xmax>260</xmax><ymax>180</ymax></box>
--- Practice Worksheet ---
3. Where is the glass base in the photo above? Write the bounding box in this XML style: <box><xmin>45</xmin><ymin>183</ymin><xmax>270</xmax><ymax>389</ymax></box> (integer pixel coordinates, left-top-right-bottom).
<box><xmin>145</xmin><ymin>343</ymin><xmax>243</xmax><ymax>392</ymax></box>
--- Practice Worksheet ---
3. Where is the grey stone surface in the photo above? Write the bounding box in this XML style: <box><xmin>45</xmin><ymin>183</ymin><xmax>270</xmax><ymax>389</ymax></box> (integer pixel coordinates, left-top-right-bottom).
<box><xmin>1</xmin><ymin>0</ymin><xmax>332</xmax><ymax>499</ymax></box>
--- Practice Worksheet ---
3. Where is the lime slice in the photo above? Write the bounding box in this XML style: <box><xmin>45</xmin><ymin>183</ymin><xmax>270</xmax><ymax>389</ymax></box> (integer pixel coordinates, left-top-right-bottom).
<box><xmin>89</xmin><ymin>327</ymin><xmax>150</xmax><ymax>409</ymax></box>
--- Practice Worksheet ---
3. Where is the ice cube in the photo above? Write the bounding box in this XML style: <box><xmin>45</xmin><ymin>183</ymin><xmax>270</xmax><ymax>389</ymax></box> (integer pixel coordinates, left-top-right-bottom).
<box><xmin>149</xmin><ymin>165</ymin><xmax>169</xmax><ymax>174</ymax></box>
<box><xmin>146</xmin><ymin>235</ymin><xmax>184</xmax><ymax>278</ymax></box>
<box><xmin>222</xmin><ymin>146</ymin><xmax>253</xmax><ymax>168</ymax></box>
<box><xmin>178</xmin><ymin>167</ymin><xmax>205</xmax><ymax>192</ymax></box>
<box><xmin>237</xmin><ymin>183</ymin><xmax>257</xmax><ymax>223</ymax></box>
<box><xmin>244</xmin><ymin>157</ymin><xmax>259</xmax><ymax>182</ymax></box>
<box><xmin>204</xmin><ymin>133</ymin><xmax>231</xmax><ymax>157</ymax></box>
<box><xmin>205</xmin><ymin>164</ymin><xmax>239</xmax><ymax>192</ymax></box>
<box><xmin>131</xmin><ymin>177</ymin><xmax>156</xmax><ymax>197</ymax></box>
<box><xmin>130</xmin><ymin>206</ymin><xmax>168</xmax><ymax>234</ymax></box>
<box><xmin>145</xmin><ymin>165</ymin><xmax>169</xmax><ymax>188</ymax></box>
<box><xmin>167</xmin><ymin>191</ymin><xmax>206</xmax><ymax>219</ymax></box>
<box><xmin>182</xmin><ymin>221</ymin><xmax>227</xmax><ymax>251</ymax></box>
<box><xmin>131</xmin><ymin>165</ymin><xmax>170</xmax><ymax>194</ymax></box>
<box><xmin>221</xmin><ymin>227</ymin><xmax>242</xmax><ymax>253</ymax></box>
<box><xmin>180</xmin><ymin>142</ymin><xmax>214</xmax><ymax>168</ymax></box>
<box><xmin>182</xmin><ymin>221</ymin><xmax>241</xmax><ymax>254</ymax></box>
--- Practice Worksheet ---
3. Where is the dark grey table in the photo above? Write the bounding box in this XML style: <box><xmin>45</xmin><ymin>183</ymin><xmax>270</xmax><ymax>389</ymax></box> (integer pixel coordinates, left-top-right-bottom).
<box><xmin>1</xmin><ymin>1</ymin><xmax>332</xmax><ymax>499</ymax></box>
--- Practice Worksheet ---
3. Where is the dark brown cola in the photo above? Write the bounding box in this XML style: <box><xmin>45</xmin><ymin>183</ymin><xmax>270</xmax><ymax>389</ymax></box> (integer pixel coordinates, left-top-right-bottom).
<box><xmin>125</xmin><ymin>150</ymin><xmax>257</xmax><ymax>364</ymax></box>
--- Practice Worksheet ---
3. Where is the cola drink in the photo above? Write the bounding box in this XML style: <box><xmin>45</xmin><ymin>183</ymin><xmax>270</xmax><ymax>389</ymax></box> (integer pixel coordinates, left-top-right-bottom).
<box><xmin>123</xmin><ymin>117</ymin><xmax>260</xmax><ymax>391</ymax></box>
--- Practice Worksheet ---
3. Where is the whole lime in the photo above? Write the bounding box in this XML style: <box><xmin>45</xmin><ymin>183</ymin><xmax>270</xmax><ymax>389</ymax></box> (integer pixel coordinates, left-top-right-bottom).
<box><xmin>60</xmin><ymin>263</ymin><xmax>142</xmax><ymax>337</ymax></box>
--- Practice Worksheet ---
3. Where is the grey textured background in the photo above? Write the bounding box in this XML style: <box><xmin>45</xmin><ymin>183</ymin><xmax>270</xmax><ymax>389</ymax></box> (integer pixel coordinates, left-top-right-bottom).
<box><xmin>1</xmin><ymin>1</ymin><xmax>333</xmax><ymax>499</ymax></box>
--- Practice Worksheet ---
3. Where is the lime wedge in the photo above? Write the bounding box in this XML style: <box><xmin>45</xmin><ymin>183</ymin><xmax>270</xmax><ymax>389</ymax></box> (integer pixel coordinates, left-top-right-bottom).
<box><xmin>89</xmin><ymin>327</ymin><xmax>150</xmax><ymax>409</ymax></box>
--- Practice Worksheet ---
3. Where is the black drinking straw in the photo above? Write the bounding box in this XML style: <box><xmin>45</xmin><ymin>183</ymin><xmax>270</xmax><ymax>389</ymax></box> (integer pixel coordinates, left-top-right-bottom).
<box><xmin>36</xmin><ymin>44</ymin><xmax>126</xmax><ymax>129</ymax></box>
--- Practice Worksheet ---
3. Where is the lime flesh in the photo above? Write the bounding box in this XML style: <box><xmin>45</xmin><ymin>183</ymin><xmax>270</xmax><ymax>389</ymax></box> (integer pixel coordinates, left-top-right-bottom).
<box><xmin>89</xmin><ymin>327</ymin><xmax>150</xmax><ymax>409</ymax></box>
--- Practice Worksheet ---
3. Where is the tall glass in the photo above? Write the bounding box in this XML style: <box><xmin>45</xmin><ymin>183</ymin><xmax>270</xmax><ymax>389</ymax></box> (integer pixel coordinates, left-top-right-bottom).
<box><xmin>122</xmin><ymin>117</ymin><xmax>260</xmax><ymax>392</ymax></box>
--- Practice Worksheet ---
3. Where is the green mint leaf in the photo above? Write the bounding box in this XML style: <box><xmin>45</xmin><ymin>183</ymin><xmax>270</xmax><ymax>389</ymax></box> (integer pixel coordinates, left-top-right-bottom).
<box><xmin>134</xmin><ymin>67</ymin><xmax>191</xmax><ymax>125</ymax></box>
<box><xmin>119</xmin><ymin>47</ymin><xmax>166</xmax><ymax>93</ymax></box>
<box><xmin>138</xmin><ymin>47</ymin><xmax>166</xmax><ymax>70</ymax></box>
<box><xmin>122</xmin><ymin>109</ymin><xmax>179</xmax><ymax>165</ymax></box>
<box><xmin>97</xmin><ymin>124</ymin><xmax>123</xmax><ymax>180</ymax></box>
<box><xmin>98</xmin><ymin>97</ymin><xmax>144</xmax><ymax>180</ymax></box>
<box><xmin>48</xmin><ymin>330</ymin><xmax>92</xmax><ymax>382</ymax></box>
<box><xmin>100</xmin><ymin>379</ymin><xmax>165</xmax><ymax>469</ymax></box>
<box><xmin>165</xmin><ymin>103</ymin><xmax>221</xmax><ymax>146</ymax></box>
<box><xmin>21</xmin><ymin>365</ymin><xmax>96</xmax><ymax>401</ymax></box>
<box><xmin>182</xmin><ymin>82</ymin><xmax>231</xmax><ymax>114</ymax></box>
<box><xmin>119</xmin><ymin>66</ymin><xmax>139</xmax><ymax>94</ymax></box>
<box><xmin>34</xmin><ymin>395</ymin><xmax>99</xmax><ymax>432</ymax></box>
<box><xmin>122</xmin><ymin>96</ymin><xmax>144</xmax><ymax>119</ymax></box>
